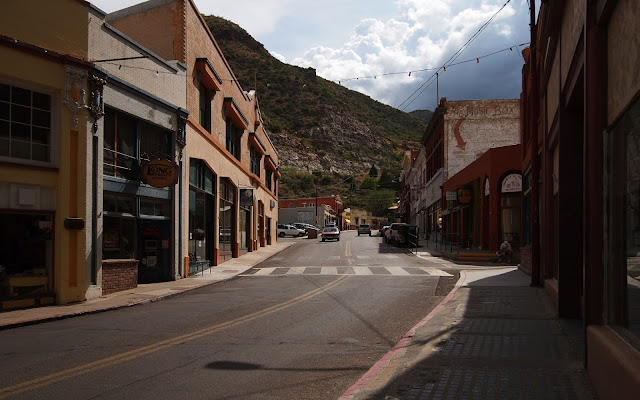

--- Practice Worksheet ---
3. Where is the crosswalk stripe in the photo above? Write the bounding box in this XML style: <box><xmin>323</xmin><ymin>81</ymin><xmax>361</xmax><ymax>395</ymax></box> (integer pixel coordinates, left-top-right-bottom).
<box><xmin>385</xmin><ymin>266</ymin><xmax>411</xmax><ymax>275</ymax></box>
<box><xmin>353</xmin><ymin>267</ymin><xmax>373</xmax><ymax>275</ymax></box>
<box><xmin>241</xmin><ymin>266</ymin><xmax>452</xmax><ymax>277</ymax></box>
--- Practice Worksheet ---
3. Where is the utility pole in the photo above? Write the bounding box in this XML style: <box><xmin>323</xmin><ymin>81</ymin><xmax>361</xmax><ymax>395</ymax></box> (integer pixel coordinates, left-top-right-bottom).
<box><xmin>315</xmin><ymin>187</ymin><xmax>319</xmax><ymax>226</ymax></box>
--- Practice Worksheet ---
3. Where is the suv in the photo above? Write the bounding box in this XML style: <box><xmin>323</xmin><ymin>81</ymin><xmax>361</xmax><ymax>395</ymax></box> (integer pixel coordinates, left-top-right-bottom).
<box><xmin>357</xmin><ymin>224</ymin><xmax>371</xmax><ymax>236</ymax></box>
<box><xmin>277</xmin><ymin>224</ymin><xmax>305</xmax><ymax>237</ymax></box>
<box><xmin>385</xmin><ymin>223</ymin><xmax>409</xmax><ymax>244</ymax></box>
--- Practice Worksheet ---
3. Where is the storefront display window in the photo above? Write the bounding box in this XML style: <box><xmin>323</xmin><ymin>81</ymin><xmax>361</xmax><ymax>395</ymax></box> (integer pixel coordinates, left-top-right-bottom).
<box><xmin>189</xmin><ymin>159</ymin><xmax>215</xmax><ymax>267</ymax></box>
<box><xmin>606</xmin><ymin>98</ymin><xmax>640</xmax><ymax>345</ymax></box>
<box><xmin>0</xmin><ymin>213</ymin><xmax>53</xmax><ymax>300</ymax></box>
<box><xmin>219</xmin><ymin>179</ymin><xmax>236</xmax><ymax>261</ymax></box>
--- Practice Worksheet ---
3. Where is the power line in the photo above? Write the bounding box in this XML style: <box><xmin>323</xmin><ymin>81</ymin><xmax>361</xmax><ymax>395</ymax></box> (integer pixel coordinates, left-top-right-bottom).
<box><xmin>396</xmin><ymin>0</ymin><xmax>515</xmax><ymax>110</ymax></box>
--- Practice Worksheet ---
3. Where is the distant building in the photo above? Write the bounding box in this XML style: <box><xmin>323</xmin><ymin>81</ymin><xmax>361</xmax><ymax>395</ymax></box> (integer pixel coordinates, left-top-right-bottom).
<box><xmin>403</xmin><ymin>98</ymin><xmax>521</xmax><ymax>251</ymax></box>
<box><xmin>279</xmin><ymin>195</ymin><xmax>343</xmax><ymax>227</ymax></box>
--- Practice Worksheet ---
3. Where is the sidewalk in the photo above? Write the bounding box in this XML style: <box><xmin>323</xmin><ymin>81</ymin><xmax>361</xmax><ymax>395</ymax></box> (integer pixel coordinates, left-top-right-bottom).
<box><xmin>340</xmin><ymin>265</ymin><xmax>598</xmax><ymax>399</ymax></box>
<box><xmin>0</xmin><ymin>241</ymin><xmax>295</xmax><ymax>330</ymax></box>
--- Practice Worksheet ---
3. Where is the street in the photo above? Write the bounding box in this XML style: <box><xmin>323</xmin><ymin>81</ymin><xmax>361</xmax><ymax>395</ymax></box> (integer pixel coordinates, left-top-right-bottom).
<box><xmin>0</xmin><ymin>231</ymin><xmax>459</xmax><ymax>400</ymax></box>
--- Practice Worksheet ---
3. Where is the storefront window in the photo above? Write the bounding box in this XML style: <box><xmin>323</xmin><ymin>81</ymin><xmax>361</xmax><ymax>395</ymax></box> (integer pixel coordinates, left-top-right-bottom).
<box><xmin>0</xmin><ymin>213</ymin><xmax>53</xmax><ymax>300</ymax></box>
<box><xmin>606</xmin><ymin>98</ymin><xmax>640</xmax><ymax>345</ymax></box>
<box><xmin>103</xmin><ymin>215</ymin><xmax>135</xmax><ymax>259</ymax></box>
<box><xmin>219</xmin><ymin>179</ymin><xmax>235</xmax><ymax>258</ymax></box>
<box><xmin>189</xmin><ymin>159</ymin><xmax>215</xmax><ymax>264</ymax></box>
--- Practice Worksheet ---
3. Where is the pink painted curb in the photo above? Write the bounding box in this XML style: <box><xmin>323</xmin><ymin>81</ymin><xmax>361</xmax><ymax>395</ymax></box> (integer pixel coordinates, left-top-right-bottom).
<box><xmin>338</xmin><ymin>279</ymin><xmax>462</xmax><ymax>400</ymax></box>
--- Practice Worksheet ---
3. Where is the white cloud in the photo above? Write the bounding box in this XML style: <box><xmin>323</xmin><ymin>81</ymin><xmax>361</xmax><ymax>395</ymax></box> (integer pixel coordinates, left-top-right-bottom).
<box><xmin>196</xmin><ymin>0</ymin><xmax>295</xmax><ymax>36</ymax></box>
<box><xmin>290</xmin><ymin>0</ymin><xmax>526</xmax><ymax>110</ymax></box>
<box><xmin>270</xmin><ymin>51</ymin><xmax>286</xmax><ymax>63</ymax></box>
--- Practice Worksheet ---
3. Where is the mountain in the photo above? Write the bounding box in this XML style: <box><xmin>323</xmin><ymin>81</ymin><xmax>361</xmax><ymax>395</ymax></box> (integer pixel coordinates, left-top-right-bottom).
<box><xmin>203</xmin><ymin>15</ymin><xmax>429</xmax><ymax>177</ymax></box>
<box><xmin>409</xmin><ymin>109</ymin><xmax>433</xmax><ymax>122</ymax></box>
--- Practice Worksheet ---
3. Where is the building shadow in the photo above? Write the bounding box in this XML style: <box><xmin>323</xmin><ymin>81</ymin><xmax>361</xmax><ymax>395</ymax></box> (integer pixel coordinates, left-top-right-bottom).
<box><xmin>346</xmin><ymin>269</ymin><xmax>597</xmax><ymax>399</ymax></box>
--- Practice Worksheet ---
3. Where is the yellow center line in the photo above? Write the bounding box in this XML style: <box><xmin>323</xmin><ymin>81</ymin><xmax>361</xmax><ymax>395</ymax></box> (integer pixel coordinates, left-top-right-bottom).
<box><xmin>0</xmin><ymin>276</ymin><xmax>349</xmax><ymax>399</ymax></box>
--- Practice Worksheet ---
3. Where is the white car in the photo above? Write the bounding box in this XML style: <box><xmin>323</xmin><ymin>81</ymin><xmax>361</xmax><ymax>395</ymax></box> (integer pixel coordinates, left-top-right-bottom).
<box><xmin>277</xmin><ymin>224</ymin><xmax>305</xmax><ymax>237</ymax></box>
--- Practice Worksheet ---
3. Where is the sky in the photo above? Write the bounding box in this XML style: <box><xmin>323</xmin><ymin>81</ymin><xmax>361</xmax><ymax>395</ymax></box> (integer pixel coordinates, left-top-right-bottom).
<box><xmin>91</xmin><ymin>0</ymin><xmax>534</xmax><ymax>112</ymax></box>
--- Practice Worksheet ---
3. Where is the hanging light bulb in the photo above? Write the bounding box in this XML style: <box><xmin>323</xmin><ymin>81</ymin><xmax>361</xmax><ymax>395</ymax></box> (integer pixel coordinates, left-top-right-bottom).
<box><xmin>476</xmin><ymin>58</ymin><xmax>480</xmax><ymax>63</ymax></box>
<box><xmin>443</xmin><ymin>66</ymin><xmax>446</xmax><ymax>72</ymax></box>
<box><xmin>408</xmin><ymin>72</ymin><xmax>411</xmax><ymax>76</ymax></box>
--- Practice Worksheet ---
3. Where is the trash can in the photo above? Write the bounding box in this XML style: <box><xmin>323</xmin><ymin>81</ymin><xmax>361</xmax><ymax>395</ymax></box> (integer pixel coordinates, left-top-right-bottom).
<box><xmin>306</xmin><ymin>228</ymin><xmax>318</xmax><ymax>239</ymax></box>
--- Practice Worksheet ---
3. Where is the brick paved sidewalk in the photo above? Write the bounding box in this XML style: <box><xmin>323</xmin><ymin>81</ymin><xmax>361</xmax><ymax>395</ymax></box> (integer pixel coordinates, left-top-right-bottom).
<box><xmin>341</xmin><ymin>268</ymin><xmax>599</xmax><ymax>400</ymax></box>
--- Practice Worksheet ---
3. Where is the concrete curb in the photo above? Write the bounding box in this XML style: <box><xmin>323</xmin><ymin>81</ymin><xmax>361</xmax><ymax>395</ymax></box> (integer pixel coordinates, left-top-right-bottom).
<box><xmin>0</xmin><ymin>242</ymin><xmax>296</xmax><ymax>331</ymax></box>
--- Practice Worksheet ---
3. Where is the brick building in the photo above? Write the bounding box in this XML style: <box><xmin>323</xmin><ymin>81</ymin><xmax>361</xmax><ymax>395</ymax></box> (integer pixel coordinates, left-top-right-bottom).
<box><xmin>107</xmin><ymin>0</ymin><xmax>280</xmax><ymax>271</ymax></box>
<box><xmin>520</xmin><ymin>0</ymin><xmax>640</xmax><ymax>398</ymax></box>
<box><xmin>404</xmin><ymin>98</ymin><xmax>521</xmax><ymax>250</ymax></box>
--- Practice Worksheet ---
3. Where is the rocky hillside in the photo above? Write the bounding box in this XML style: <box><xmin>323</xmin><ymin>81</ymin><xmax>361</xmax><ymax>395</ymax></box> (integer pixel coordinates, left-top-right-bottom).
<box><xmin>203</xmin><ymin>15</ymin><xmax>430</xmax><ymax>176</ymax></box>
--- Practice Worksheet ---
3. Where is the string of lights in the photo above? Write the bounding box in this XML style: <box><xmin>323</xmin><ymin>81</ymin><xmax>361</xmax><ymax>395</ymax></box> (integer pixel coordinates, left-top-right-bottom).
<box><xmin>396</xmin><ymin>0</ymin><xmax>516</xmax><ymax>110</ymax></box>
<box><xmin>333</xmin><ymin>42</ymin><xmax>528</xmax><ymax>87</ymax></box>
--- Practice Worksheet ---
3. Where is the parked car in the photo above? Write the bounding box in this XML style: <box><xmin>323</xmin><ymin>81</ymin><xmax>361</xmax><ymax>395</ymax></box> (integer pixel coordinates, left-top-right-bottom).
<box><xmin>277</xmin><ymin>224</ymin><xmax>305</xmax><ymax>237</ymax></box>
<box><xmin>321</xmin><ymin>227</ymin><xmax>340</xmax><ymax>241</ymax></box>
<box><xmin>357</xmin><ymin>224</ymin><xmax>371</xmax><ymax>236</ymax></box>
<box><xmin>294</xmin><ymin>223</ymin><xmax>319</xmax><ymax>231</ymax></box>
<box><xmin>325</xmin><ymin>222</ymin><xmax>337</xmax><ymax>228</ymax></box>
<box><xmin>384</xmin><ymin>223</ymin><xmax>409</xmax><ymax>244</ymax></box>
<box><xmin>379</xmin><ymin>225</ymin><xmax>390</xmax><ymax>236</ymax></box>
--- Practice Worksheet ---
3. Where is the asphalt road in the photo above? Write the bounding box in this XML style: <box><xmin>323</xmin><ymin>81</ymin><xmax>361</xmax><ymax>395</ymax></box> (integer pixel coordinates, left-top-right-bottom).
<box><xmin>0</xmin><ymin>231</ymin><xmax>459</xmax><ymax>400</ymax></box>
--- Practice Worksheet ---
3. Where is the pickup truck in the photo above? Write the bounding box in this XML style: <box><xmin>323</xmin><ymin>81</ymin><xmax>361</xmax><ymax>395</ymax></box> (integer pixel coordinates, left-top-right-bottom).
<box><xmin>384</xmin><ymin>223</ymin><xmax>409</xmax><ymax>244</ymax></box>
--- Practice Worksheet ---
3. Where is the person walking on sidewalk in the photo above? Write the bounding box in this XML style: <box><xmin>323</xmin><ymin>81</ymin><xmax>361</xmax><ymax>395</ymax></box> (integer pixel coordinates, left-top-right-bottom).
<box><xmin>496</xmin><ymin>240</ymin><xmax>513</xmax><ymax>263</ymax></box>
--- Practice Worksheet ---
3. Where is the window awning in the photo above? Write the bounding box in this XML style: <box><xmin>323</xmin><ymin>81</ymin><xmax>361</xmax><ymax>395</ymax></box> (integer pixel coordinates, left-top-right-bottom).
<box><xmin>224</xmin><ymin>97</ymin><xmax>249</xmax><ymax>130</ymax></box>
<box><xmin>249</xmin><ymin>132</ymin><xmax>266</xmax><ymax>155</ymax></box>
<box><xmin>265</xmin><ymin>155</ymin><xmax>281</xmax><ymax>177</ymax></box>
<box><xmin>195</xmin><ymin>58</ymin><xmax>222</xmax><ymax>91</ymax></box>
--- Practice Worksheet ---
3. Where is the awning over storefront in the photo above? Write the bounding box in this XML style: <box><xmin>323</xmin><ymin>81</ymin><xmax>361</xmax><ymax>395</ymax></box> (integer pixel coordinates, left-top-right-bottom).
<box><xmin>223</xmin><ymin>97</ymin><xmax>249</xmax><ymax>130</ymax></box>
<box><xmin>195</xmin><ymin>58</ymin><xmax>222</xmax><ymax>92</ymax></box>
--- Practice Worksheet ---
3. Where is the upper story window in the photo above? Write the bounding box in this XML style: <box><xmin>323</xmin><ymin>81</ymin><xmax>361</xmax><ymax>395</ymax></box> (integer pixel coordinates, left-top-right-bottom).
<box><xmin>0</xmin><ymin>82</ymin><xmax>53</xmax><ymax>164</ymax></box>
<box><xmin>226</xmin><ymin>117</ymin><xmax>241</xmax><ymax>160</ymax></box>
<box><xmin>266</xmin><ymin>168</ymin><xmax>273</xmax><ymax>191</ymax></box>
<box><xmin>103</xmin><ymin>107</ymin><xmax>171</xmax><ymax>181</ymax></box>
<box><xmin>198</xmin><ymin>82</ymin><xmax>211</xmax><ymax>132</ymax></box>
<box><xmin>195</xmin><ymin>58</ymin><xmax>222</xmax><ymax>133</ymax></box>
<box><xmin>250</xmin><ymin>145</ymin><xmax>261</xmax><ymax>177</ymax></box>
<box><xmin>289</xmin><ymin>203</ymin><xmax>295</xmax><ymax>208</ymax></box>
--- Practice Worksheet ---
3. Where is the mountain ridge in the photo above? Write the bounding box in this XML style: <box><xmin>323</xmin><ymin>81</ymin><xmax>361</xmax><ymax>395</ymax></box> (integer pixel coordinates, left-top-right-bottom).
<box><xmin>203</xmin><ymin>15</ymin><xmax>431</xmax><ymax>177</ymax></box>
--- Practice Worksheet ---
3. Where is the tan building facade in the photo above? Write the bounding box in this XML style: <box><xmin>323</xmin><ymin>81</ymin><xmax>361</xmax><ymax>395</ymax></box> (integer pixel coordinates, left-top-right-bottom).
<box><xmin>107</xmin><ymin>0</ymin><xmax>280</xmax><ymax>272</ymax></box>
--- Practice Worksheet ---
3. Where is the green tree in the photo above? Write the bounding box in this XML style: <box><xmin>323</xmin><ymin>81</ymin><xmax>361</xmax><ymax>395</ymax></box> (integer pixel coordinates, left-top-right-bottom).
<box><xmin>369</xmin><ymin>164</ymin><xmax>378</xmax><ymax>178</ymax></box>
<box><xmin>366</xmin><ymin>189</ymin><xmax>396</xmax><ymax>216</ymax></box>
<box><xmin>360</xmin><ymin>177</ymin><xmax>378</xmax><ymax>190</ymax></box>
<box><xmin>378</xmin><ymin>169</ymin><xmax>399</xmax><ymax>191</ymax></box>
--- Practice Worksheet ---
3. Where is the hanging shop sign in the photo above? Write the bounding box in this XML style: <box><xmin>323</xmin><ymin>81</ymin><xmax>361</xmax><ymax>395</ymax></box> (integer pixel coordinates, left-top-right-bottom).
<box><xmin>501</xmin><ymin>173</ymin><xmax>522</xmax><ymax>193</ymax></box>
<box><xmin>457</xmin><ymin>188</ymin><xmax>473</xmax><ymax>204</ymax></box>
<box><xmin>240</xmin><ymin>188</ymin><xmax>254</xmax><ymax>207</ymax></box>
<box><xmin>445</xmin><ymin>191</ymin><xmax>457</xmax><ymax>200</ymax></box>
<box><xmin>141</xmin><ymin>159</ymin><xmax>179</xmax><ymax>188</ymax></box>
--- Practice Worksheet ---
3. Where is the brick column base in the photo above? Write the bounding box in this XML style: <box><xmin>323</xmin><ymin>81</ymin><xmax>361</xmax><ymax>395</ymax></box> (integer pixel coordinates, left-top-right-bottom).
<box><xmin>102</xmin><ymin>259</ymin><xmax>138</xmax><ymax>295</ymax></box>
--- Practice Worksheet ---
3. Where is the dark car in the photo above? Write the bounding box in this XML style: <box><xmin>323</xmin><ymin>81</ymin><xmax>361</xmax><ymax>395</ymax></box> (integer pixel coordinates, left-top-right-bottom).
<box><xmin>321</xmin><ymin>227</ymin><xmax>340</xmax><ymax>241</ymax></box>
